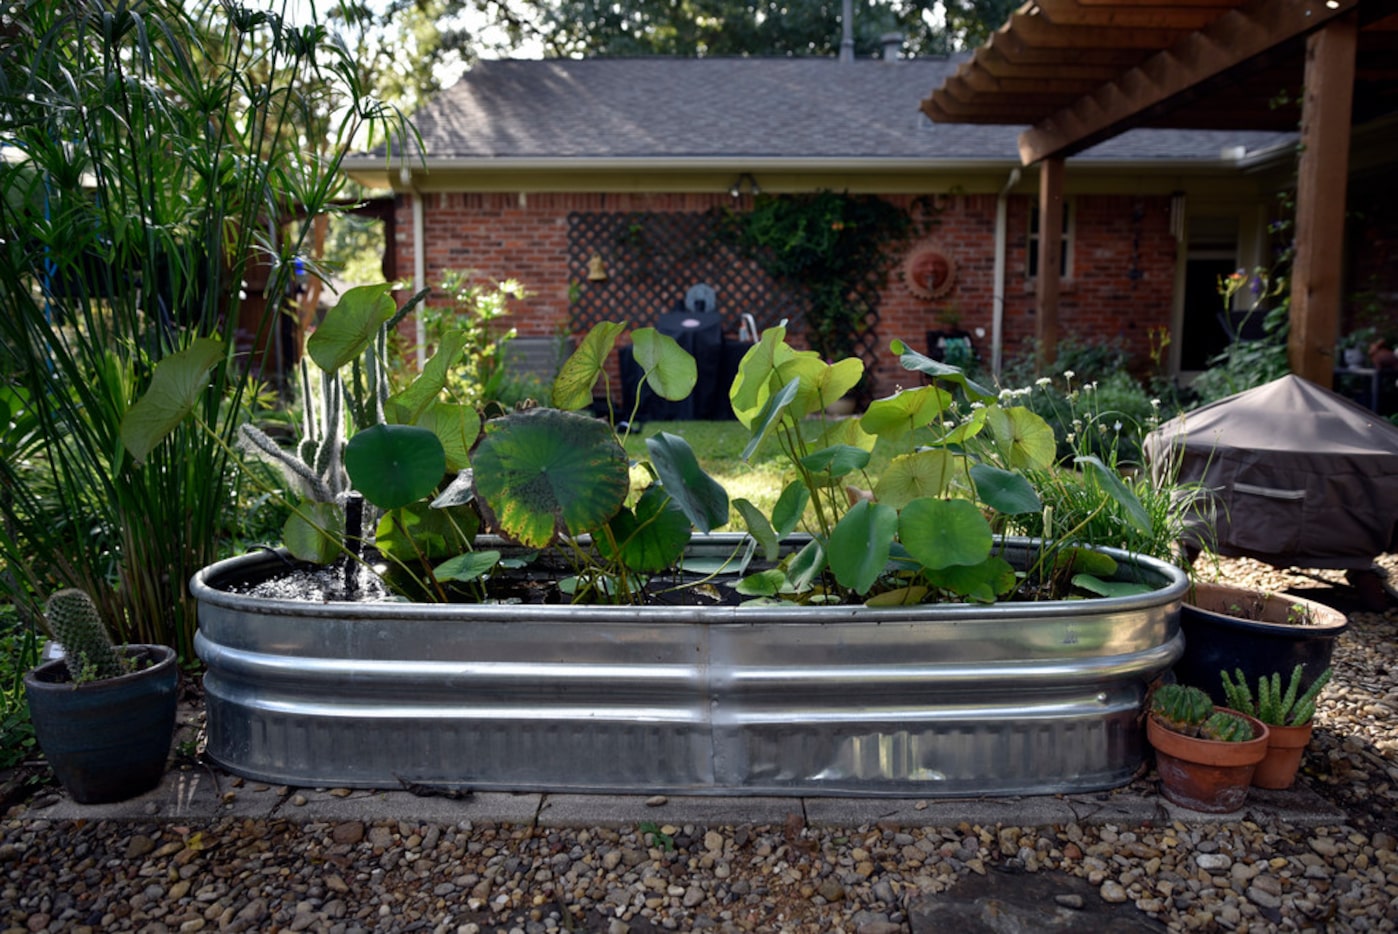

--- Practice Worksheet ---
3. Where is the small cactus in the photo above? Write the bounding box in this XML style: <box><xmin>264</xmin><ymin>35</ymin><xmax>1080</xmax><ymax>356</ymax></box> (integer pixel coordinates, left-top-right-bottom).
<box><xmin>1220</xmin><ymin>665</ymin><xmax>1333</xmax><ymax>726</ymax></box>
<box><xmin>44</xmin><ymin>589</ymin><xmax>127</xmax><ymax>683</ymax></box>
<box><xmin>1200</xmin><ymin>711</ymin><xmax>1254</xmax><ymax>743</ymax></box>
<box><xmin>1150</xmin><ymin>683</ymin><xmax>1214</xmax><ymax>736</ymax></box>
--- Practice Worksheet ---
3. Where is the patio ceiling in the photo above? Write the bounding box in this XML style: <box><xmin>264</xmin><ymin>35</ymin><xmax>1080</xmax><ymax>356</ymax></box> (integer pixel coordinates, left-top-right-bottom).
<box><xmin>922</xmin><ymin>0</ymin><xmax>1398</xmax><ymax>164</ymax></box>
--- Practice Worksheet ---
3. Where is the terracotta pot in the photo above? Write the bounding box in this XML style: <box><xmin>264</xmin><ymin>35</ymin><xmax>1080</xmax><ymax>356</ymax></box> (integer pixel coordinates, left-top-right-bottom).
<box><xmin>1252</xmin><ymin>720</ymin><xmax>1314</xmax><ymax>790</ymax></box>
<box><xmin>1147</xmin><ymin>708</ymin><xmax>1269</xmax><ymax>813</ymax></box>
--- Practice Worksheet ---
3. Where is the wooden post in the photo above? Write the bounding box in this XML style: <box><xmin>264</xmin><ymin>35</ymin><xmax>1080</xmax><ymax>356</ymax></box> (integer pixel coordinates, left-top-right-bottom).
<box><xmin>1036</xmin><ymin>157</ymin><xmax>1065</xmax><ymax>373</ymax></box>
<box><xmin>1289</xmin><ymin>14</ymin><xmax>1357</xmax><ymax>388</ymax></box>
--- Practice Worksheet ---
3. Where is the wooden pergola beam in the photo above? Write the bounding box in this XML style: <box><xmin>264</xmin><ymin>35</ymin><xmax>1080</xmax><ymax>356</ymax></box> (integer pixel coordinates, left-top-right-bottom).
<box><xmin>1018</xmin><ymin>0</ymin><xmax>1363</xmax><ymax>164</ymax></box>
<box><xmin>1289</xmin><ymin>14</ymin><xmax>1360</xmax><ymax>388</ymax></box>
<box><xmin>1035</xmin><ymin>158</ymin><xmax>1065</xmax><ymax>375</ymax></box>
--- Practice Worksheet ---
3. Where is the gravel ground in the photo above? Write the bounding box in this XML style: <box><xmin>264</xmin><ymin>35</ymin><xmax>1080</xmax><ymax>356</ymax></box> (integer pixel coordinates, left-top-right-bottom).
<box><xmin>2</xmin><ymin>556</ymin><xmax>1397</xmax><ymax>933</ymax></box>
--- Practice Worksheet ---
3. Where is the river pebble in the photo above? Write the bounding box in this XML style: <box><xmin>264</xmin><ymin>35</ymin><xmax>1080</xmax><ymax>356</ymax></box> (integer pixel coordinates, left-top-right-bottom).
<box><xmin>2</xmin><ymin>556</ymin><xmax>1396</xmax><ymax>932</ymax></box>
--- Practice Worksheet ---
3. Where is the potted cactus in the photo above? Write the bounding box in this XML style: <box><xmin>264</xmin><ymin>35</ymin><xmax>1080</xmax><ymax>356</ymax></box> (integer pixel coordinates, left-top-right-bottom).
<box><xmin>23</xmin><ymin>590</ymin><xmax>179</xmax><ymax>803</ymax></box>
<box><xmin>1221</xmin><ymin>664</ymin><xmax>1332</xmax><ymax>790</ymax></box>
<box><xmin>1146</xmin><ymin>683</ymin><xmax>1270</xmax><ymax>813</ymax></box>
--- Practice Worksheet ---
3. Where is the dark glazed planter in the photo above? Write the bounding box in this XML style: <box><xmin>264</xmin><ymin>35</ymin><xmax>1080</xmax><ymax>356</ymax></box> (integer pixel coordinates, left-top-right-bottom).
<box><xmin>24</xmin><ymin>645</ymin><xmax>179</xmax><ymax>804</ymax></box>
<box><xmin>1147</xmin><ymin>708</ymin><xmax>1269</xmax><ymax>813</ymax></box>
<box><xmin>1174</xmin><ymin>583</ymin><xmax>1348</xmax><ymax>706</ymax></box>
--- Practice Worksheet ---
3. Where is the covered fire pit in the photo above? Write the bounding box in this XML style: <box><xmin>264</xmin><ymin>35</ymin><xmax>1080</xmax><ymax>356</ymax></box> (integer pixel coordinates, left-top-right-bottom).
<box><xmin>1143</xmin><ymin>375</ymin><xmax>1398</xmax><ymax>571</ymax></box>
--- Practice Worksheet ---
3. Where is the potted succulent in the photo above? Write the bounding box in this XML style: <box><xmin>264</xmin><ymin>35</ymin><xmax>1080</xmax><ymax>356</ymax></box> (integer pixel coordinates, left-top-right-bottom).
<box><xmin>122</xmin><ymin>286</ymin><xmax>1193</xmax><ymax>797</ymax></box>
<box><xmin>1220</xmin><ymin>664</ymin><xmax>1332</xmax><ymax>789</ymax></box>
<box><xmin>23</xmin><ymin>590</ymin><xmax>179</xmax><ymax>804</ymax></box>
<box><xmin>1146</xmin><ymin>683</ymin><xmax>1270</xmax><ymax>813</ymax></box>
<box><xmin>1173</xmin><ymin>582</ymin><xmax>1348</xmax><ymax>708</ymax></box>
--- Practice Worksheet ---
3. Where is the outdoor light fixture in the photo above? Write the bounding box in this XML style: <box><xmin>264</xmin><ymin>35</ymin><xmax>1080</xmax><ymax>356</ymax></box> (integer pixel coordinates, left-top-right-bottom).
<box><xmin>729</xmin><ymin>173</ymin><xmax>760</xmax><ymax>199</ymax></box>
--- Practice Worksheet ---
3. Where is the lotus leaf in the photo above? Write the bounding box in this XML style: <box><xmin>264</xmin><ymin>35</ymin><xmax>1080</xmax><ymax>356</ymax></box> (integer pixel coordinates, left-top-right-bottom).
<box><xmin>471</xmin><ymin>408</ymin><xmax>628</xmax><ymax>548</ymax></box>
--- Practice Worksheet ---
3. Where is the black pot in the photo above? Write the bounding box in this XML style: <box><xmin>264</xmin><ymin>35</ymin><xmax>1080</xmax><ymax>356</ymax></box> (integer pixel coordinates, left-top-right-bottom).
<box><xmin>24</xmin><ymin>645</ymin><xmax>179</xmax><ymax>804</ymax></box>
<box><xmin>1174</xmin><ymin>583</ymin><xmax>1348</xmax><ymax>706</ymax></box>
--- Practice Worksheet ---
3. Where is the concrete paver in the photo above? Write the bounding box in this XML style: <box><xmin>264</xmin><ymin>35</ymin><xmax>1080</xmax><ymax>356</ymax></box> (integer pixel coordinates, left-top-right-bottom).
<box><xmin>19</xmin><ymin>760</ymin><xmax>1347</xmax><ymax>829</ymax></box>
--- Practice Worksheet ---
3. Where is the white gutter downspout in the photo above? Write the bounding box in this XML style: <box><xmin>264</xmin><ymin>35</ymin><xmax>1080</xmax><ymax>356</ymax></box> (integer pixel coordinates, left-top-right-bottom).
<box><xmin>404</xmin><ymin>166</ymin><xmax>427</xmax><ymax>371</ymax></box>
<box><xmin>991</xmin><ymin>167</ymin><xmax>1021</xmax><ymax>379</ymax></box>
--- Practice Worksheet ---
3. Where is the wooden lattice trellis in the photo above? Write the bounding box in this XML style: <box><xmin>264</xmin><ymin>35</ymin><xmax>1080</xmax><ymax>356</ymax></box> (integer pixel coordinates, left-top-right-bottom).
<box><xmin>567</xmin><ymin>211</ymin><xmax>884</xmax><ymax>373</ymax></box>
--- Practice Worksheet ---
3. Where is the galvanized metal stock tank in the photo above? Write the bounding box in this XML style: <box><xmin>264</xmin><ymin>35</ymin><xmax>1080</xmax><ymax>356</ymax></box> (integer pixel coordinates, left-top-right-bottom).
<box><xmin>192</xmin><ymin>537</ymin><xmax>1188</xmax><ymax>797</ymax></box>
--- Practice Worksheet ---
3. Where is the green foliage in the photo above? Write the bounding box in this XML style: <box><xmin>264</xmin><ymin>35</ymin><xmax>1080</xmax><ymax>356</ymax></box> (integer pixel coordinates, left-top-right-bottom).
<box><xmin>472</xmin><ymin>409</ymin><xmax>630</xmax><ymax>549</ymax></box>
<box><xmin>1191</xmin><ymin>193</ymin><xmax>1296</xmax><ymax>405</ymax></box>
<box><xmin>420</xmin><ymin>272</ymin><xmax>529</xmax><ymax>409</ymax></box>
<box><xmin>728</xmin><ymin>191</ymin><xmax>919</xmax><ymax>374</ymax></box>
<box><xmin>1221</xmin><ymin>665</ymin><xmax>1333</xmax><ymax>727</ymax></box>
<box><xmin>723</xmin><ymin>329</ymin><xmax>1162</xmax><ymax>605</ymax></box>
<box><xmin>528</xmin><ymin>0</ymin><xmax>1012</xmax><ymax>58</ymax></box>
<box><xmin>1150</xmin><ymin>683</ymin><xmax>1214</xmax><ymax>737</ymax></box>
<box><xmin>0</xmin><ymin>610</ymin><xmax>40</xmax><ymax>774</ymax></box>
<box><xmin>1190</xmin><ymin>301</ymin><xmax>1292</xmax><ymax>405</ymax></box>
<box><xmin>1200</xmin><ymin>710</ymin><xmax>1255</xmax><ymax>743</ymax></box>
<box><xmin>43</xmin><ymin>589</ymin><xmax>126</xmax><ymax>684</ymax></box>
<box><xmin>1006</xmin><ymin>373</ymin><xmax>1201</xmax><ymax>565</ymax></box>
<box><xmin>0</xmin><ymin>0</ymin><xmax>412</xmax><ymax>657</ymax></box>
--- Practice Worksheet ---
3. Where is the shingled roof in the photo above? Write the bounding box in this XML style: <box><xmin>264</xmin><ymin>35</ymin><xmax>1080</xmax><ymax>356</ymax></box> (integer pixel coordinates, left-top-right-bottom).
<box><xmin>365</xmin><ymin>56</ymin><xmax>1295</xmax><ymax>169</ymax></box>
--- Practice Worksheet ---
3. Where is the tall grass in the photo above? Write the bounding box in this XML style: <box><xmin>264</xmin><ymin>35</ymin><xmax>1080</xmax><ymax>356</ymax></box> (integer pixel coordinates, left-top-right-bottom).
<box><xmin>0</xmin><ymin>1</ymin><xmax>410</xmax><ymax>656</ymax></box>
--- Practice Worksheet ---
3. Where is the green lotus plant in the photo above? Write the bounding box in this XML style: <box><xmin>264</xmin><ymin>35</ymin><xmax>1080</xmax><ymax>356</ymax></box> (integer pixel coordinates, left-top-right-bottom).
<box><xmin>126</xmin><ymin>288</ymin><xmax>1169</xmax><ymax>607</ymax></box>
<box><xmin>124</xmin><ymin>289</ymin><xmax>729</xmax><ymax>604</ymax></box>
<box><xmin>724</xmin><ymin>326</ymin><xmax>1157</xmax><ymax>605</ymax></box>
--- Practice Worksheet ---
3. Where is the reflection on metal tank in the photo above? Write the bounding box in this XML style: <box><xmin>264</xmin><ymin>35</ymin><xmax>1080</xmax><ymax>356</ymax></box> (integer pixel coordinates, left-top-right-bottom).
<box><xmin>192</xmin><ymin>537</ymin><xmax>1187</xmax><ymax>797</ymax></box>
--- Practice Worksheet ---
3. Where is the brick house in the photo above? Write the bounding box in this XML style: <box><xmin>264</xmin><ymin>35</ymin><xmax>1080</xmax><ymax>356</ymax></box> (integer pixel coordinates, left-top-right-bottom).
<box><xmin>343</xmin><ymin>53</ymin><xmax>1389</xmax><ymax>399</ymax></box>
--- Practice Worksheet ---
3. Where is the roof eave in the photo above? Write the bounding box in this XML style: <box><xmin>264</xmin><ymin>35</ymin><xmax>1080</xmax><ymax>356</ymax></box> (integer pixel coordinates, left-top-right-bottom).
<box><xmin>342</xmin><ymin>153</ymin><xmax>1263</xmax><ymax>191</ymax></box>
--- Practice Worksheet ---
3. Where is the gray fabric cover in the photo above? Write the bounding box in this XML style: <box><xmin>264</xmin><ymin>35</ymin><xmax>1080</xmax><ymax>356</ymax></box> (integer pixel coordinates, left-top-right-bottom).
<box><xmin>1143</xmin><ymin>375</ymin><xmax>1398</xmax><ymax>568</ymax></box>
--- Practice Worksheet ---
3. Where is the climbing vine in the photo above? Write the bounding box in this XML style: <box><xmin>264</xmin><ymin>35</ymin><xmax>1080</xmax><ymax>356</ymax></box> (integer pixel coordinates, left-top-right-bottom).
<box><xmin>727</xmin><ymin>191</ymin><xmax>926</xmax><ymax>372</ymax></box>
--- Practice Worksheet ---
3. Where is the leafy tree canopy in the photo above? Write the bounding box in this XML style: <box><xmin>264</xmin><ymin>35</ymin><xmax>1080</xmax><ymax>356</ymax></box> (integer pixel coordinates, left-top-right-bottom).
<box><xmin>324</xmin><ymin>1</ymin><xmax>1017</xmax><ymax>89</ymax></box>
<box><xmin>523</xmin><ymin>0</ymin><xmax>1018</xmax><ymax>58</ymax></box>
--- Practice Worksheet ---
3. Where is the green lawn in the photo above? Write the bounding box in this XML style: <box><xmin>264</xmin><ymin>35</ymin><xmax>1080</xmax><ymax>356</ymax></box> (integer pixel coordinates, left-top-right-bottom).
<box><xmin>620</xmin><ymin>417</ymin><xmax>930</xmax><ymax>522</ymax></box>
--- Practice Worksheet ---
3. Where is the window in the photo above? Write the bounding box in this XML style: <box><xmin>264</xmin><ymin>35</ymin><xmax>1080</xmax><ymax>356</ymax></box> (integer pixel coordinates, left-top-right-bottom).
<box><xmin>1028</xmin><ymin>201</ymin><xmax>1073</xmax><ymax>278</ymax></box>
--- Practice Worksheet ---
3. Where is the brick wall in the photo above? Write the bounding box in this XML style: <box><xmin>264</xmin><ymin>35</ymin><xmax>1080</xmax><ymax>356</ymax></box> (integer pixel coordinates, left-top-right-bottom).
<box><xmin>393</xmin><ymin>190</ymin><xmax>1180</xmax><ymax>395</ymax></box>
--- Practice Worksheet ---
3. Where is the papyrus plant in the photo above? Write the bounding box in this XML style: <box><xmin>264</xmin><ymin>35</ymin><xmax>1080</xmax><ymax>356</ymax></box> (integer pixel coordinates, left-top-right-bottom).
<box><xmin>0</xmin><ymin>0</ymin><xmax>412</xmax><ymax>655</ymax></box>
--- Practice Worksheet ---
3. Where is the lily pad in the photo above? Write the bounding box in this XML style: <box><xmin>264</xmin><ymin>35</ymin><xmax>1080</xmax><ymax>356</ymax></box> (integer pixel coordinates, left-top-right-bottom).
<box><xmin>799</xmin><ymin>444</ymin><xmax>871</xmax><ymax>481</ymax></box>
<box><xmin>471</xmin><ymin>408</ymin><xmax>628</xmax><ymax>548</ymax></box>
<box><xmin>874</xmin><ymin>449</ymin><xmax>959</xmax><ymax>509</ymax></box>
<box><xmin>552</xmin><ymin>321</ymin><xmax>626</xmax><ymax>411</ymax></box>
<box><xmin>602</xmin><ymin>486</ymin><xmax>692</xmax><ymax>574</ymax></box>
<box><xmin>120</xmin><ymin>338</ymin><xmax>225</xmax><ymax>463</ymax></box>
<box><xmin>729</xmin><ymin>325</ymin><xmax>793</xmax><ymax>427</ymax></box>
<box><xmin>344</xmin><ymin>424</ymin><xmax>446</xmax><ymax>510</ymax></box>
<box><xmin>770</xmin><ymin>480</ymin><xmax>810</xmax><ymax>538</ymax></box>
<box><xmin>734</xmin><ymin>497</ymin><xmax>780</xmax><ymax>561</ymax></box>
<box><xmin>859</xmin><ymin>385</ymin><xmax>955</xmax><ymax>442</ymax></box>
<box><xmin>647</xmin><ymin>431</ymin><xmax>728</xmax><ymax>533</ymax></box>
<box><xmin>899</xmin><ymin>497</ymin><xmax>993</xmax><ymax>570</ymax></box>
<box><xmin>828</xmin><ymin>500</ymin><xmax>897</xmax><ymax>593</ymax></box>
<box><xmin>631</xmin><ymin>327</ymin><xmax>697</xmax><ymax>401</ymax></box>
<box><xmin>435</xmin><ymin>550</ymin><xmax>501</xmax><ymax>583</ymax></box>
<box><xmin>924</xmin><ymin>556</ymin><xmax>1018</xmax><ymax>603</ymax></box>
<box><xmin>890</xmin><ymin>338</ymin><xmax>995</xmax><ymax>403</ymax></box>
<box><xmin>307</xmin><ymin>284</ymin><xmax>396</xmax><ymax>372</ymax></box>
<box><xmin>282</xmin><ymin>501</ymin><xmax>344</xmax><ymax>564</ymax></box>
<box><xmin>970</xmin><ymin>463</ymin><xmax>1042</xmax><ymax>515</ymax></box>
<box><xmin>985</xmin><ymin>405</ymin><xmax>1056</xmax><ymax>471</ymax></box>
